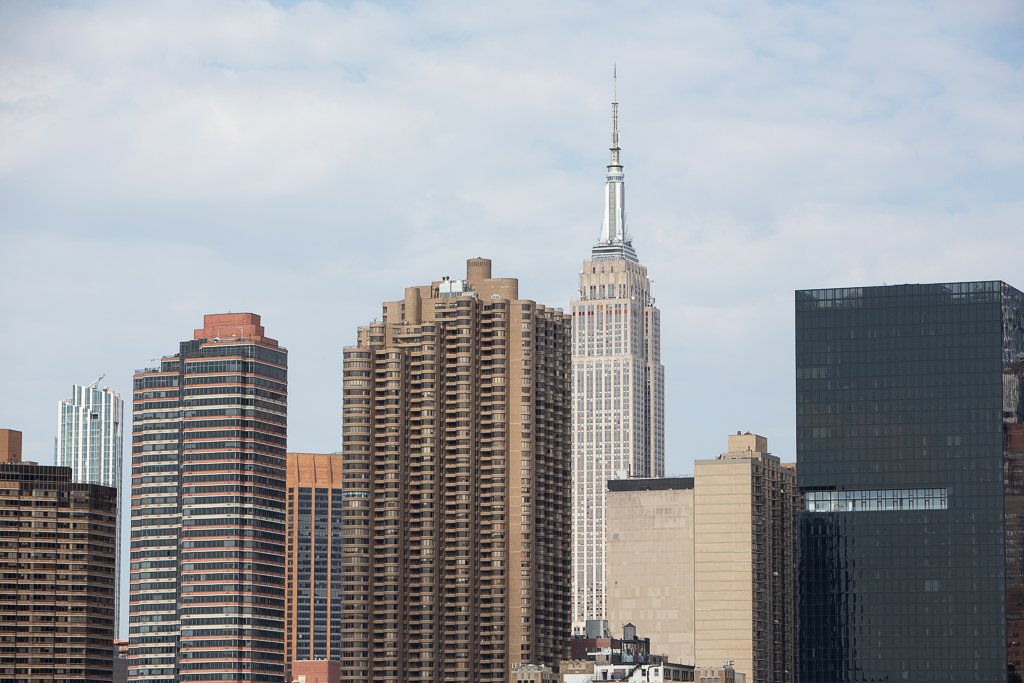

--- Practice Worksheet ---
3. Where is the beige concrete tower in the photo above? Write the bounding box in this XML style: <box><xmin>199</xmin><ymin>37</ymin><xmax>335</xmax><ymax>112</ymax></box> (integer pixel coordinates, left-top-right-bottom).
<box><xmin>606</xmin><ymin>478</ymin><xmax>695</xmax><ymax>665</ymax></box>
<box><xmin>340</xmin><ymin>258</ymin><xmax>571</xmax><ymax>683</ymax></box>
<box><xmin>571</xmin><ymin>72</ymin><xmax>665</xmax><ymax>633</ymax></box>
<box><xmin>694</xmin><ymin>433</ymin><xmax>800</xmax><ymax>683</ymax></box>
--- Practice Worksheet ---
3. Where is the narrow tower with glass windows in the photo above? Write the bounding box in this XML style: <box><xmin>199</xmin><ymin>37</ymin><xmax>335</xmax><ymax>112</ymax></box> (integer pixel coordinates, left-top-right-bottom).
<box><xmin>285</xmin><ymin>452</ymin><xmax>344</xmax><ymax>672</ymax></box>
<box><xmin>570</xmin><ymin>72</ymin><xmax>665</xmax><ymax>633</ymax></box>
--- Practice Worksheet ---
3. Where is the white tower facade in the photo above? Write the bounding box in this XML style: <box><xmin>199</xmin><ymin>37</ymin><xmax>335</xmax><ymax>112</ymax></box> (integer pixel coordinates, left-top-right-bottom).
<box><xmin>56</xmin><ymin>383</ymin><xmax>123</xmax><ymax>488</ymax></box>
<box><xmin>571</xmin><ymin>78</ymin><xmax>665</xmax><ymax>632</ymax></box>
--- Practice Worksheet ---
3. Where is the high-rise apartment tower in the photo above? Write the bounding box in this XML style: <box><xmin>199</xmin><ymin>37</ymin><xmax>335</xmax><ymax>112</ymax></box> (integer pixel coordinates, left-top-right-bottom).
<box><xmin>571</xmin><ymin>75</ymin><xmax>665</xmax><ymax>632</ymax></box>
<box><xmin>693</xmin><ymin>433</ymin><xmax>799</xmax><ymax>683</ymax></box>
<box><xmin>285</xmin><ymin>452</ymin><xmax>343</xmax><ymax>670</ymax></box>
<box><xmin>56</xmin><ymin>382</ymin><xmax>124</xmax><ymax>634</ymax></box>
<box><xmin>797</xmin><ymin>282</ymin><xmax>1024</xmax><ymax>682</ymax></box>
<box><xmin>340</xmin><ymin>258</ymin><xmax>571</xmax><ymax>682</ymax></box>
<box><xmin>129</xmin><ymin>314</ymin><xmax>287</xmax><ymax>683</ymax></box>
<box><xmin>0</xmin><ymin>428</ymin><xmax>118</xmax><ymax>682</ymax></box>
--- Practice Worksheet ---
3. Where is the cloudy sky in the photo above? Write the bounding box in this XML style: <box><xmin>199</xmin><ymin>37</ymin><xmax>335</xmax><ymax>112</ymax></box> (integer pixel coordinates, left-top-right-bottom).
<box><xmin>2</xmin><ymin>0</ymin><xmax>1022</xmax><ymax>476</ymax></box>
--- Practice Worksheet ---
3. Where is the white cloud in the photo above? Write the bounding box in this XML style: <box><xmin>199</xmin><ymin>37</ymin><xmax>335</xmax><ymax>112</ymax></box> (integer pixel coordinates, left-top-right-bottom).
<box><xmin>1</xmin><ymin>0</ymin><xmax>1022</xmax><ymax>482</ymax></box>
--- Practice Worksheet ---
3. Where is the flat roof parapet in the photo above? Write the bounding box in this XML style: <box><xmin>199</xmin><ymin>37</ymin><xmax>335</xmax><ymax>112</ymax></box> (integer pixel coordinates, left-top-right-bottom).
<box><xmin>607</xmin><ymin>477</ymin><xmax>694</xmax><ymax>492</ymax></box>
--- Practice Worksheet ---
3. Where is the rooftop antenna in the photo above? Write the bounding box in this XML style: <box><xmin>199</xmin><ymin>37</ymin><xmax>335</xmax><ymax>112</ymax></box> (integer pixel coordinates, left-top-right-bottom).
<box><xmin>610</xmin><ymin>63</ymin><xmax>620</xmax><ymax>165</ymax></box>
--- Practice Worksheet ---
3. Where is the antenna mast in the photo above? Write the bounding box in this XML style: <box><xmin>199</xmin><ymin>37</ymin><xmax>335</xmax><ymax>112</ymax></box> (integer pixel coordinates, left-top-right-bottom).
<box><xmin>610</xmin><ymin>64</ymin><xmax>620</xmax><ymax>166</ymax></box>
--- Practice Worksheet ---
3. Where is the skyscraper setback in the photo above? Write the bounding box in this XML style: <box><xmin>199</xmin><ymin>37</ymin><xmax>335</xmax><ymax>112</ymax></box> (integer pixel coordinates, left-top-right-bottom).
<box><xmin>797</xmin><ymin>282</ymin><xmax>1024</xmax><ymax>682</ymax></box>
<box><xmin>571</xmin><ymin>78</ymin><xmax>665</xmax><ymax>632</ymax></box>
<box><xmin>340</xmin><ymin>258</ymin><xmax>571</xmax><ymax>682</ymax></box>
<box><xmin>129</xmin><ymin>313</ymin><xmax>287</xmax><ymax>683</ymax></box>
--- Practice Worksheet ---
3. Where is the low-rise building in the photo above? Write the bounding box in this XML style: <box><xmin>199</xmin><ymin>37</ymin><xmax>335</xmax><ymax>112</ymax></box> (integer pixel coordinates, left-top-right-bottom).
<box><xmin>561</xmin><ymin>624</ymin><xmax>695</xmax><ymax>682</ymax></box>
<box><xmin>695</xmin><ymin>663</ymin><xmax>744</xmax><ymax>683</ymax></box>
<box><xmin>512</xmin><ymin>662</ymin><xmax>559</xmax><ymax>682</ymax></box>
<box><xmin>290</xmin><ymin>659</ymin><xmax>340</xmax><ymax>683</ymax></box>
<box><xmin>562</xmin><ymin>661</ymin><xmax>695</xmax><ymax>682</ymax></box>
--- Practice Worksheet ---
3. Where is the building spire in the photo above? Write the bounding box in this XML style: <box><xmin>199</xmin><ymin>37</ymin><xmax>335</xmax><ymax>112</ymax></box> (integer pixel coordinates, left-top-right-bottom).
<box><xmin>611</xmin><ymin>63</ymin><xmax>620</xmax><ymax>167</ymax></box>
<box><xmin>593</xmin><ymin>64</ymin><xmax>637</xmax><ymax>262</ymax></box>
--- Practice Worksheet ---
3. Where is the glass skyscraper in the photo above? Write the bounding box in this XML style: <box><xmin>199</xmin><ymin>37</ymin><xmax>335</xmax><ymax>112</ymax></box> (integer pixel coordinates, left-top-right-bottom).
<box><xmin>797</xmin><ymin>281</ymin><xmax>1024</xmax><ymax>682</ymax></box>
<box><xmin>285</xmin><ymin>452</ymin><xmax>343</xmax><ymax>669</ymax></box>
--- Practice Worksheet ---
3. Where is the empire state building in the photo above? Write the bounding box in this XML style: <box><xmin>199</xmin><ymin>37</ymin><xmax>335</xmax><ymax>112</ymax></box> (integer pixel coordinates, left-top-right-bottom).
<box><xmin>570</xmin><ymin>77</ymin><xmax>665</xmax><ymax>633</ymax></box>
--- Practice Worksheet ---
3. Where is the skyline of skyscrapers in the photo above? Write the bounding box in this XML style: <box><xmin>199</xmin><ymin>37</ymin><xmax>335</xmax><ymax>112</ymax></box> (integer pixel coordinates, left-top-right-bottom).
<box><xmin>339</xmin><ymin>258</ymin><xmax>571</xmax><ymax>682</ymax></box>
<box><xmin>797</xmin><ymin>281</ymin><xmax>1024</xmax><ymax>683</ymax></box>
<box><xmin>129</xmin><ymin>313</ymin><xmax>288</xmax><ymax>683</ymax></box>
<box><xmin>5</xmin><ymin>85</ymin><xmax>1017</xmax><ymax>683</ymax></box>
<box><xmin>12</xmin><ymin>277</ymin><xmax>1022</xmax><ymax>683</ymax></box>
<box><xmin>571</xmin><ymin>77</ymin><xmax>665</xmax><ymax>633</ymax></box>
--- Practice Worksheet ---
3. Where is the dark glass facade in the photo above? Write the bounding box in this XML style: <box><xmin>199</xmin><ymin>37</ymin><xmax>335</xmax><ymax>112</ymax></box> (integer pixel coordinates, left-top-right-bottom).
<box><xmin>797</xmin><ymin>281</ymin><xmax>1024</xmax><ymax>682</ymax></box>
<box><xmin>292</xmin><ymin>488</ymin><xmax>343</xmax><ymax>657</ymax></box>
<box><xmin>284</xmin><ymin>452</ymin><xmax>344</xmax><ymax>668</ymax></box>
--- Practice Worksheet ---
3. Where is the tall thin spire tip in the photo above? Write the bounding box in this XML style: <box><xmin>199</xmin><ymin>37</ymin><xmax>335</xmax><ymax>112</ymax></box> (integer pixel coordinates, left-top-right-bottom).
<box><xmin>610</xmin><ymin>64</ymin><xmax>620</xmax><ymax>161</ymax></box>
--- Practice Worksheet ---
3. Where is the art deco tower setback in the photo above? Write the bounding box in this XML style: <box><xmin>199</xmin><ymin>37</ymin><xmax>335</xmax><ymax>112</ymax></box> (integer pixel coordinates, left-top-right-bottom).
<box><xmin>129</xmin><ymin>314</ymin><xmax>287</xmax><ymax>683</ymax></box>
<box><xmin>340</xmin><ymin>258</ymin><xmax>571</xmax><ymax>682</ymax></box>
<box><xmin>571</xmin><ymin>78</ymin><xmax>665</xmax><ymax>632</ymax></box>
